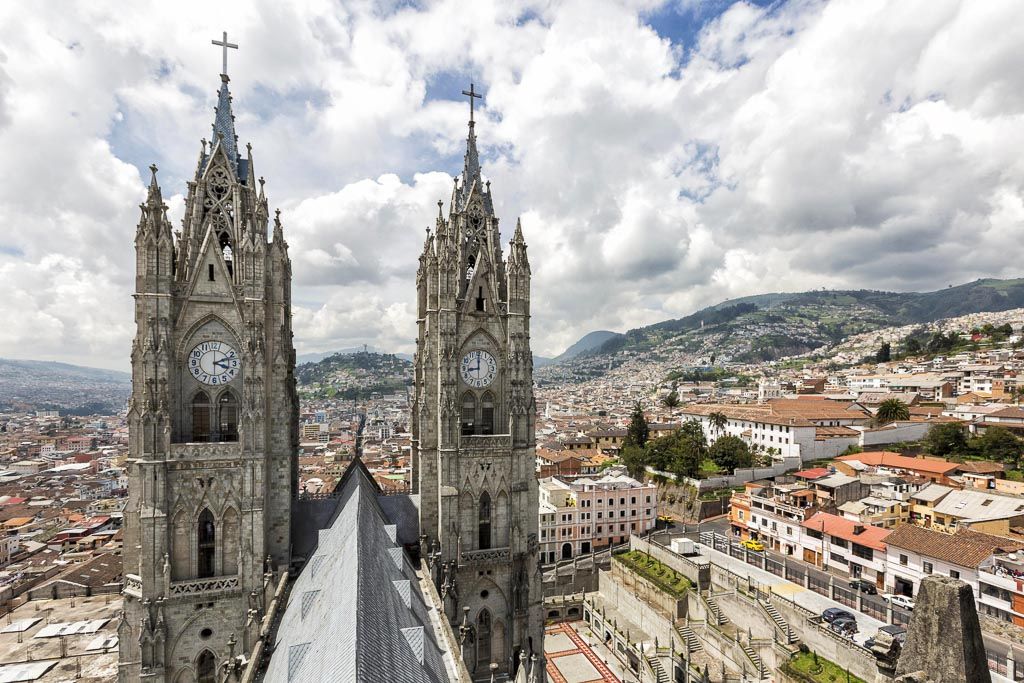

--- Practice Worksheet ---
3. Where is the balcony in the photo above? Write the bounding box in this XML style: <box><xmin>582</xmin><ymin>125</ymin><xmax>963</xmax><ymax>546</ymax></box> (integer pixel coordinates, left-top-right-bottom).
<box><xmin>169</xmin><ymin>442</ymin><xmax>242</xmax><ymax>460</ymax></box>
<box><xmin>123</xmin><ymin>573</ymin><xmax>143</xmax><ymax>598</ymax></box>
<box><xmin>460</xmin><ymin>434</ymin><xmax>512</xmax><ymax>451</ymax></box>
<box><xmin>168</xmin><ymin>575</ymin><xmax>240</xmax><ymax>598</ymax></box>
<box><xmin>979</xmin><ymin>565</ymin><xmax>1024</xmax><ymax>593</ymax></box>
<box><xmin>460</xmin><ymin>547</ymin><xmax>511</xmax><ymax>566</ymax></box>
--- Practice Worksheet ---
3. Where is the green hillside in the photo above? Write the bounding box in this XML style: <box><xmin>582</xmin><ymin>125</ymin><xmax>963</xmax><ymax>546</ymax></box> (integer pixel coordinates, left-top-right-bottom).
<box><xmin>585</xmin><ymin>277</ymin><xmax>1024</xmax><ymax>363</ymax></box>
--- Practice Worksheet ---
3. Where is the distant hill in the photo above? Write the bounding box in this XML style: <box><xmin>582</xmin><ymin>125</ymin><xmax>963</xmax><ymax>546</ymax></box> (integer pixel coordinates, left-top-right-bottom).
<box><xmin>296</xmin><ymin>351</ymin><xmax>413</xmax><ymax>400</ymax></box>
<box><xmin>553</xmin><ymin>330</ymin><xmax>623</xmax><ymax>363</ymax></box>
<box><xmin>0</xmin><ymin>358</ymin><xmax>131</xmax><ymax>414</ymax></box>
<box><xmin>297</xmin><ymin>347</ymin><xmax>412</xmax><ymax>364</ymax></box>
<box><xmin>579</xmin><ymin>277</ymin><xmax>1024</xmax><ymax>364</ymax></box>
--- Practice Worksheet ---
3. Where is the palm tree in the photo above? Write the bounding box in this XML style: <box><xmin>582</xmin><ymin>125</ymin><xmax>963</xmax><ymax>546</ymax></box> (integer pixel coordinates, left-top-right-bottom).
<box><xmin>708</xmin><ymin>411</ymin><xmax>728</xmax><ymax>439</ymax></box>
<box><xmin>875</xmin><ymin>398</ymin><xmax>910</xmax><ymax>425</ymax></box>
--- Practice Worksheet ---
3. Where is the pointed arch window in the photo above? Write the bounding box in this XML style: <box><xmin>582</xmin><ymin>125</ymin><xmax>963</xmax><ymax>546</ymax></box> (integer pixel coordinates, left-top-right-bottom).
<box><xmin>476</xmin><ymin>609</ymin><xmax>492</xmax><ymax>670</ymax></box>
<box><xmin>480</xmin><ymin>392</ymin><xmax>495</xmax><ymax>435</ymax></box>
<box><xmin>219</xmin><ymin>232</ymin><xmax>233</xmax><ymax>277</ymax></box>
<box><xmin>196</xmin><ymin>650</ymin><xmax>217</xmax><ymax>683</ymax></box>
<box><xmin>191</xmin><ymin>391</ymin><xmax>211</xmax><ymax>442</ymax></box>
<box><xmin>218</xmin><ymin>391</ymin><xmax>238</xmax><ymax>442</ymax></box>
<box><xmin>479</xmin><ymin>491</ymin><xmax>492</xmax><ymax>551</ymax></box>
<box><xmin>197</xmin><ymin>509</ymin><xmax>216</xmax><ymax>578</ymax></box>
<box><xmin>461</xmin><ymin>393</ymin><xmax>476</xmax><ymax>436</ymax></box>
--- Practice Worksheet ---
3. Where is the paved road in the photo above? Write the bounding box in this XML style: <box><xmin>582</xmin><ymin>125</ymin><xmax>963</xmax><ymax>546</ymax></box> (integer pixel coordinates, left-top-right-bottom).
<box><xmin>697</xmin><ymin>538</ymin><xmax>885</xmax><ymax>647</ymax></box>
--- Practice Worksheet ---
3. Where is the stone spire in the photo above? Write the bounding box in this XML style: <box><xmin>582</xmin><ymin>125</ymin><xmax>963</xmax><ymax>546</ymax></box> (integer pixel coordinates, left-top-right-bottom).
<box><xmin>211</xmin><ymin>75</ymin><xmax>240</xmax><ymax>173</ymax></box>
<box><xmin>509</xmin><ymin>219</ymin><xmax>529</xmax><ymax>270</ymax></box>
<box><xmin>145</xmin><ymin>164</ymin><xmax>163</xmax><ymax>206</ymax></box>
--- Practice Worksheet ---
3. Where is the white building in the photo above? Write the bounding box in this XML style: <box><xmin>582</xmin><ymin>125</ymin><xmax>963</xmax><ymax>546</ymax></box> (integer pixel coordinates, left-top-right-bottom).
<box><xmin>539</xmin><ymin>473</ymin><xmax>657</xmax><ymax>564</ymax></box>
<box><xmin>884</xmin><ymin>524</ymin><xmax>1024</xmax><ymax>626</ymax></box>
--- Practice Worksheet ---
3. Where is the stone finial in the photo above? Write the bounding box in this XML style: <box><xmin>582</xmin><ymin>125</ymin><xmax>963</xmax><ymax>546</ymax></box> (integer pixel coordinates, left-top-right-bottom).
<box><xmin>895</xmin><ymin>575</ymin><xmax>991</xmax><ymax>682</ymax></box>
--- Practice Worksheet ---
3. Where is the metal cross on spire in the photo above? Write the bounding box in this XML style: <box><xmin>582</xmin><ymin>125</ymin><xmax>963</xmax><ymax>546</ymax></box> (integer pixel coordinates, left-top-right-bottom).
<box><xmin>211</xmin><ymin>31</ymin><xmax>239</xmax><ymax>76</ymax></box>
<box><xmin>461</xmin><ymin>83</ymin><xmax>483</xmax><ymax>125</ymax></box>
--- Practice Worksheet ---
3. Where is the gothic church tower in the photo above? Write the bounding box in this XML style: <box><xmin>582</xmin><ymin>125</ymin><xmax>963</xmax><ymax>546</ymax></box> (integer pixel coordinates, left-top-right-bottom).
<box><xmin>412</xmin><ymin>86</ymin><xmax>544</xmax><ymax>679</ymax></box>
<box><xmin>119</xmin><ymin>50</ymin><xmax>298</xmax><ymax>682</ymax></box>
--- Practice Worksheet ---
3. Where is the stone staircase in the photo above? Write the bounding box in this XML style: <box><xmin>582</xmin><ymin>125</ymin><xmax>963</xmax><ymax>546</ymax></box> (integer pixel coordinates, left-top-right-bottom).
<box><xmin>676</xmin><ymin>624</ymin><xmax>702</xmax><ymax>653</ymax></box>
<box><xmin>740</xmin><ymin>642</ymin><xmax>766</xmax><ymax>679</ymax></box>
<box><xmin>702</xmin><ymin>592</ymin><xmax>728</xmax><ymax>626</ymax></box>
<box><xmin>646</xmin><ymin>654</ymin><xmax>669</xmax><ymax>683</ymax></box>
<box><xmin>759</xmin><ymin>598</ymin><xmax>798</xmax><ymax>644</ymax></box>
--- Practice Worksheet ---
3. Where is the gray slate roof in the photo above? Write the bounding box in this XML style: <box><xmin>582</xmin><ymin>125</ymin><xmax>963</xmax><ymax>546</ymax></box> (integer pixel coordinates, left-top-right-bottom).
<box><xmin>264</xmin><ymin>462</ymin><xmax>455</xmax><ymax>683</ymax></box>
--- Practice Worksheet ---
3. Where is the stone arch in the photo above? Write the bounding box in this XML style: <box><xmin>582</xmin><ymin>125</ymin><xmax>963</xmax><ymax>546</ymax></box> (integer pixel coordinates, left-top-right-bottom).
<box><xmin>173</xmin><ymin>668</ymin><xmax>197</xmax><ymax>683</ymax></box>
<box><xmin>196</xmin><ymin>649</ymin><xmax>217</xmax><ymax>683</ymax></box>
<box><xmin>494</xmin><ymin>490</ymin><xmax>509</xmax><ymax>548</ymax></box>
<box><xmin>171</xmin><ymin>508</ymin><xmax>190</xmax><ymax>580</ymax></box>
<box><xmin>561</xmin><ymin>542</ymin><xmax>572</xmax><ymax>561</ymax></box>
<box><xmin>221</xmin><ymin>506</ymin><xmax>240</xmax><ymax>575</ymax></box>
<box><xmin>176</xmin><ymin>313</ymin><xmax>241</xmax><ymax>359</ymax></box>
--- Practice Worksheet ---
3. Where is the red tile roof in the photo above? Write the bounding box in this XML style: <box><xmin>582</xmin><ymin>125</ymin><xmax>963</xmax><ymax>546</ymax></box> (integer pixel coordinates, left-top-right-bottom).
<box><xmin>802</xmin><ymin>512</ymin><xmax>891</xmax><ymax>550</ymax></box>
<box><xmin>793</xmin><ymin>468</ymin><xmax>830</xmax><ymax>480</ymax></box>
<box><xmin>837</xmin><ymin>451</ymin><xmax>959</xmax><ymax>475</ymax></box>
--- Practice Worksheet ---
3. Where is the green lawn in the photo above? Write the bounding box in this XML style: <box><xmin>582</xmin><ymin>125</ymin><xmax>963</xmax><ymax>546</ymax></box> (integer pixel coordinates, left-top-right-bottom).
<box><xmin>783</xmin><ymin>652</ymin><xmax>865</xmax><ymax>683</ymax></box>
<box><xmin>613</xmin><ymin>550</ymin><xmax>691</xmax><ymax>599</ymax></box>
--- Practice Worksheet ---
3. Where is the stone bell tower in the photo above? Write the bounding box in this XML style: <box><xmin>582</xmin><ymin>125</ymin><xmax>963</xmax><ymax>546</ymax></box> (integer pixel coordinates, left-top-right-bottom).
<box><xmin>118</xmin><ymin>34</ymin><xmax>298</xmax><ymax>683</ymax></box>
<box><xmin>412</xmin><ymin>84</ymin><xmax>544</xmax><ymax>680</ymax></box>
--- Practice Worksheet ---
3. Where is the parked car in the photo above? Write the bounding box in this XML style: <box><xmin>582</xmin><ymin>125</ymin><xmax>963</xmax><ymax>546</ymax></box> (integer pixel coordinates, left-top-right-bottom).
<box><xmin>849</xmin><ymin>578</ymin><xmax>878</xmax><ymax>595</ymax></box>
<box><xmin>741</xmin><ymin>538</ymin><xmax>765</xmax><ymax>552</ymax></box>
<box><xmin>884</xmin><ymin>594</ymin><xmax>916</xmax><ymax>610</ymax></box>
<box><xmin>821</xmin><ymin>607</ymin><xmax>856</xmax><ymax>624</ymax></box>
<box><xmin>830</xmin><ymin>615</ymin><xmax>858</xmax><ymax>635</ymax></box>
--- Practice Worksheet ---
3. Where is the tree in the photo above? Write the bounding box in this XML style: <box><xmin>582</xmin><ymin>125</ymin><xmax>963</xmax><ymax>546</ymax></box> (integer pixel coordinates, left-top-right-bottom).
<box><xmin>923</xmin><ymin>422</ymin><xmax>969</xmax><ymax>457</ymax></box>
<box><xmin>662</xmin><ymin>390</ymin><xmax>680</xmax><ymax>408</ymax></box>
<box><xmin>875</xmin><ymin>342</ymin><xmax>891</xmax><ymax>363</ymax></box>
<box><xmin>645</xmin><ymin>433</ymin><xmax>678</xmax><ymax>471</ymax></box>
<box><xmin>972</xmin><ymin>427</ymin><xmax>1024</xmax><ymax>468</ymax></box>
<box><xmin>875</xmin><ymin>399</ymin><xmax>910</xmax><ymax>425</ymax></box>
<box><xmin>671</xmin><ymin>420</ymin><xmax>707</xmax><ymax>480</ymax></box>
<box><xmin>904</xmin><ymin>337</ymin><xmax>922</xmax><ymax>356</ymax></box>
<box><xmin>708</xmin><ymin>435</ymin><xmax>752</xmax><ymax>472</ymax></box>
<box><xmin>708</xmin><ymin>411</ymin><xmax>728</xmax><ymax>438</ymax></box>
<box><xmin>621</xmin><ymin>445</ymin><xmax>648</xmax><ymax>480</ymax></box>
<box><xmin>625</xmin><ymin>402</ymin><xmax>649</xmax><ymax>448</ymax></box>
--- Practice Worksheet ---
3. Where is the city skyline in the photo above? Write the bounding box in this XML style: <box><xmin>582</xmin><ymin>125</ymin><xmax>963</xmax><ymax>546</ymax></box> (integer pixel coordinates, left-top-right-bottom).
<box><xmin>1</xmin><ymin>0</ymin><xmax>1022</xmax><ymax>371</ymax></box>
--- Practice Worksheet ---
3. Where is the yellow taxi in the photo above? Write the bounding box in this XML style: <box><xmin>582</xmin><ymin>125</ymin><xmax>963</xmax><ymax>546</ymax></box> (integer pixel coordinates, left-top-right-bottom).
<box><xmin>741</xmin><ymin>538</ymin><xmax>765</xmax><ymax>552</ymax></box>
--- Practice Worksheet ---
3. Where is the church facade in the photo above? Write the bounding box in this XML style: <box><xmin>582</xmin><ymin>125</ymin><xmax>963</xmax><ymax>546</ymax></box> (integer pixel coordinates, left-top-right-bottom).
<box><xmin>118</xmin><ymin>64</ymin><xmax>298</xmax><ymax>682</ymax></box>
<box><xmin>412</xmin><ymin>90</ymin><xmax>545</xmax><ymax>678</ymax></box>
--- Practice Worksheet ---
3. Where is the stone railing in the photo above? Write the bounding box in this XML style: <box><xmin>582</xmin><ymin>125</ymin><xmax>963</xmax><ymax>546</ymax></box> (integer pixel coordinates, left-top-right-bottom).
<box><xmin>460</xmin><ymin>434</ymin><xmax>512</xmax><ymax>450</ymax></box>
<box><xmin>169</xmin><ymin>442</ymin><xmax>242</xmax><ymax>460</ymax></box>
<box><xmin>169</xmin><ymin>575</ymin><xmax>240</xmax><ymax>597</ymax></box>
<box><xmin>124</xmin><ymin>573</ymin><xmax>143</xmax><ymax>598</ymax></box>
<box><xmin>460</xmin><ymin>547</ymin><xmax>511</xmax><ymax>566</ymax></box>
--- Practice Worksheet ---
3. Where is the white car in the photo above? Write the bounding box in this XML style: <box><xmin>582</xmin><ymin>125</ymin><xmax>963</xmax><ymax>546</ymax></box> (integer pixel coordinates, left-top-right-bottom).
<box><xmin>884</xmin><ymin>594</ymin><xmax>915</xmax><ymax>610</ymax></box>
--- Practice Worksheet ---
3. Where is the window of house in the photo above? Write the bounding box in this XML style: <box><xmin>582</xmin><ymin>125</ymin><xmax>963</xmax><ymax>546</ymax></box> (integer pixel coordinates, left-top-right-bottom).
<box><xmin>900</xmin><ymin>554</ymin><xmax>908</xmax><ymax>566</ymax></box>
<box><xmin>923</xmin><ymin>561</ymin><xmax>933</xmax><ymax>575</ymax></box>
<box><xmin>950</xmin><ymin>570</ymin><xmax>960</xmax><ymax>579</ymax></box>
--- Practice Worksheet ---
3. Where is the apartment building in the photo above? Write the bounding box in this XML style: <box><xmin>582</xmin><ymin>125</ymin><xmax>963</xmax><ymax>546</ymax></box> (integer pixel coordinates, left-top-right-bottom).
<box><xmin>908</xmin><ymin>484</ymin><xmax>1024</xmax><ymax>536</ymax></box>
<box><xmin>801</xmin><ymin>511</ymin><xmax>891</xmax><ymax>587</ymax></box>
<box><xmin>884</xmin><ymin>524</ymin><xmax>1024</xmax><ymax>626</ymax></box>
<box><xmin>539</xmin><ymin>473</ymin><xmax>657</xmax><ymax>564</ymax></box>
<box><xmin>730</xmin><ymin>478</ymin><xmax>819</xmax><ymax>556</ymax></box>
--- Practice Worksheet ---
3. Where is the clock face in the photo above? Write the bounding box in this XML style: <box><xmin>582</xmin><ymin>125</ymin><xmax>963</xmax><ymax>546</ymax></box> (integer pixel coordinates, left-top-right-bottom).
<box><xmin>188</xmin><ymin>341</ymin><xmax>240</xmax><ymax>386</ymax></box>
<box><xmin>460</xmin><ymin>350</ymin><xmax>497</xmax><ymax>388</ymax></box>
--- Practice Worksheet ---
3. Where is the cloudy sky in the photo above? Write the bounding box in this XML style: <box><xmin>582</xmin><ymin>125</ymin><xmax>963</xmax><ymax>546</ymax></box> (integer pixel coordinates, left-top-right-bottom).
<box><xmin>1</xmin><ymin>0</ymin><xmax>1022</xmax><ymax>371</ymax></box>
